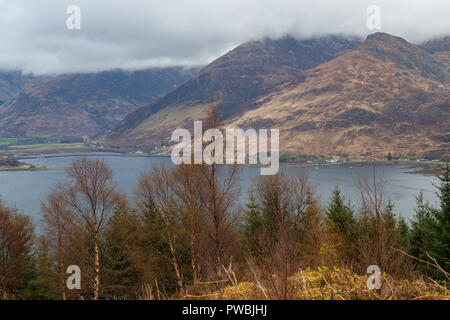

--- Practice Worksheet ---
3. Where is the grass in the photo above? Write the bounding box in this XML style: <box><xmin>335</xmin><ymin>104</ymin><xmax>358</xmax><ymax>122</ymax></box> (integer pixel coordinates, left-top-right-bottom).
<box><xmin>8</xmin><ymin>143</ymin><xmax>58</xmax><ymax>149</ymax></box>
<box><xmin>181</xmin><ymin>268</ymin><xmax>448</xmax><ymax>300</ymax></box>
<box><xmin>0</xmin><ymin>137</ymin><xmax>28</xmax><ymax>146</ymax></box>
<box><xmin>0</xmin><ymin>163</ymin><xmax>49</xmax><ymax>171</ymax></box>
<box><xmin>6</xmin><ymin>143</ymin><xmax>91</xmax><ymax>154</ymax></box>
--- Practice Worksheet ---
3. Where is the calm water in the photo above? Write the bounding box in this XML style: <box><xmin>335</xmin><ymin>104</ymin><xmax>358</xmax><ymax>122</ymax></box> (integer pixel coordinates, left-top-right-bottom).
<box><xmin>0</xmin><ymin>154</ymin><xmax>439</xmax><ymax>222</ymax></box>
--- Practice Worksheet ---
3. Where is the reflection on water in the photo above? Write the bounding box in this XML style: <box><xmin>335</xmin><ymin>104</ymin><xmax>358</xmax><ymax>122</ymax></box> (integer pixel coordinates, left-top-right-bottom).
<box><xmin>0</xmin><ymin>154</ymin><xmax>438</xmax><ymax>221</ymax></box>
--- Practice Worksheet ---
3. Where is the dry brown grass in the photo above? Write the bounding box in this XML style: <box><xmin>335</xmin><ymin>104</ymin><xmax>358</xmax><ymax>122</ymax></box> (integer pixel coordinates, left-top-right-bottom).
<box><xmin>186</xmin><ymin>267</ymin><xmax>448</xmax><ymax>300</ymax></box>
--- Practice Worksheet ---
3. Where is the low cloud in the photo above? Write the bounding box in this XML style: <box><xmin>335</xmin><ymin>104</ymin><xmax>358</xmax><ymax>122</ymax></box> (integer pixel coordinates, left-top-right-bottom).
<box><xmin>0</xmin><ymin>0</ymin><xmax>448</xmax><ymax>74</ymax></box>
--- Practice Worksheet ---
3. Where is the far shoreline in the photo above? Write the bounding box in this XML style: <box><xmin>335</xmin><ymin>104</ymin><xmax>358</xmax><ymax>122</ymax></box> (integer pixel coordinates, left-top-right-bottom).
<box><xmin>7</xmin><ymin>150</ymin><xmax>445</xmax><ymax>177</ymax></box>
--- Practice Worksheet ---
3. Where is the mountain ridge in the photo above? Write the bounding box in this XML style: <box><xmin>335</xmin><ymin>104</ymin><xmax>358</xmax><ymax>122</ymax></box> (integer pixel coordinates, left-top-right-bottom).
<box><xmin>101</xmin><ymin>32</ymin><xmax>449</xmax><ymax>160</ymax></box>
<box><xmin>229</xmin><ymin>32</ymin><xmax>449</xmax><ymax>159</ymax></box>
<box><xmin>101</xmin><ymin>35</ymin><xmax>362</xmax><ymax>146</ymax></box>
<box><xmin>0</xmin><ymin>71</ymin><xmax>49</xmax><ymax>105</ymax></box>
<box><xmin>0</xmin><ymin>67</ymin><xmax>198</xmax><ymax>137</ymax></box>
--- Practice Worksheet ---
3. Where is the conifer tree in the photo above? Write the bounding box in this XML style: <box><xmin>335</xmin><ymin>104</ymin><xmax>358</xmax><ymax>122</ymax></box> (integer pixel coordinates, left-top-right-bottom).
<box><xmin>242</xmin><ymin>193</ymin><xmax>263</xmax><ymax>257</ymax></box>
<box><xmin>430</xmin><ymin>164</ymin><xmax>450</xmax><ymax>275</ymax></box>
<box><xmin>410</xmin><ymin>164</ymin><xmax>450</xmax><ymax>278</ymax></box>
<box><xmin>325</xmin><ymin>186</ymin><xmax>356</xmax><ymax>244</ymax></box>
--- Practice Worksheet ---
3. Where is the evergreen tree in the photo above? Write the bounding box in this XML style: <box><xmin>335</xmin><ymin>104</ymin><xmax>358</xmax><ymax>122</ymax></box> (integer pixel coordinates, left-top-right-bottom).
<box><xmin>430</xmin><ymin>164</ymin><xmax>450</xmax><ymax>275</ymax></box>
<box><xmin>409</xmin><ymin>193</ymin><xmax>434</xmax><ymax>274</ymax></box>
<box><xmin>103</xmin><ymin>203</ymin><xmax>142</xmax><ymax>299</ymax></box>
<box><xmin>396</xmin><ymin>216</ymin><xmax>410</xmax><ymax>250</ymax></box>
<box><xmin>242</xmin><ymin>193</ymin><xmax>263</xmax><ymax>256</ymax></box>
<box><xmin>325</xmin><ymin>185</ymin><xmax>356</xmax><ymax>243</ymax></box>
<box><xmin>29</xmin><ymin>237</ymin><xmax>59</xmax><ymax>300</ymax></box>
<box><xmin>410</xmin><ymin>164</ymin><xmax>450</xmax><ymax>279</ymax></box>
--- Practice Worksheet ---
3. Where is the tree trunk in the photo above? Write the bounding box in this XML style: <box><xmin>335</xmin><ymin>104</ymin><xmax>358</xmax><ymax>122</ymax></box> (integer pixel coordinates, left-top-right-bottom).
<box><xmin>190</xmin><ymin>202</ymin><xmax>199</xmax><ymax>284</ymax></box>
<box><xmin>211</xmin><ymin>163</ymin><xmax>222</xmax><ymax>274</ymax></box>
<box><xmin>93</xmin><ymin>229</ymin><xmax>100</xmax><ymax>300</ymax></box>
<box><xmin>58</xmin><ymin>234</ymin><xmax>66</xmax><ymax>300</ymax></box>
<box><xmin>166</xmin><ymin>228</ymin><xmax>184</xmax><ymax>291</ymax></box>
<box><xmin>0</xmin><ymin>273</ymin><xmax>6</xmax><ymax>300</ymax></box>
<box><xmin>190</xmin><ymin>229</ymin><xmax>198</xmax><ymax>284</ymax></box>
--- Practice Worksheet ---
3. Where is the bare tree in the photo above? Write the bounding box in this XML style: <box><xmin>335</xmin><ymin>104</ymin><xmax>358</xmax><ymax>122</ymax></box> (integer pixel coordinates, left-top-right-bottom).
<box><xmin>171</xmin><ymin>164</ymin><xmax>204</xmax><ymax>283</ymax></box>
<box><xmin>0</xmin><ymin>199</ymin><xmax>34</xmax><ymax>299</ymax></box>
<box><xmin>41</xmin><ymin>187</ymin><xmax>73</xmax><ymax>300</ymax></box>
<box><xmin>247</xmin><ymin>171</ymin><xmax>317</xmax><ymax>299</ymax></box>
<box><xmin>0</xmin><ymin>200</ymin><xmax>15</xmax><ymax>299</ymax></box>
<box><xmin>62</xmin><ymin>157</ymin><xmax>118</xmax><ymax>300</ymax></box>
<box><xmin>197</xmin><ymin>103</ymin><xmax>241</xmax><ymax>276</ymax></box>
<box><xmin>357</xmin><ymin>165</ymin><xmax>386</xmax><ymax>270</ymax></box>
<box><xmin>135</xmin><ymin>165</ymin><xmax>185</xmax><ymax>291</ymax></box>
<box><xmin>356</xmin><ymin>165</ymin><xmax>412</xmax><ymax>276</ymax></box>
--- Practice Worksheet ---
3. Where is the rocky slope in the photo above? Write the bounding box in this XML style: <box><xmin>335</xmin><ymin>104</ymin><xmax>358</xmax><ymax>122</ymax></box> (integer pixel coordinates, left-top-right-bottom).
<box><xmin>421</xmin><ymin>35</ymin><xmax>450</xmax><ymax>68</ymax></box>
<box><xmin>230</xmin><ymin>33</ymin><xmax>449</xmax><ymax>160</ymax></box>
<box><xmin>0</xmin><ymin>71</ymin><xmax>48</xmax><ymax>105</ymax></box>
<box><xmin>103</xmin><ymin>33</ymin><xmax>449</xmax><ymax>160</ymax></box>
<box><xmin>101</xmin><ymin>36</ymin><xmax>361</xmax><ymax>147</ymax></box>
<box><xmin>0</xmin><ymin>67</ymin><xmax>197</xmax><ymax>137</ymax></box>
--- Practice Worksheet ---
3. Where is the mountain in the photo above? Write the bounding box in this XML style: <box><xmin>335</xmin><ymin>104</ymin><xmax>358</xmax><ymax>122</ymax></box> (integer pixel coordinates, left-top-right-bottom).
<box><xmin>421</xmin><ymin>35</ymin><xmax>450</xmax><ymax>68</ymax></box>
<box><xmin>230</xmin><ymin>33</ymin><xmax>449</xmax><ymax>160</ymax></box>
<box><xmin>0</xmin><ymin>67</ymin><xmax>197</xmax><ymax>137</ymax></box>
<box><xmin>0</xmin><ymin>71</ymin><xmax>48</xmax><ymax>105</ymax></box>
<box><xmin>102</xmin><ymin>33</ymin><xmax>449</xmax><ymax>160</ymax></box>
<box><xmin>100</xmin><ymin>35</ymin><xmax>361</xmax><ymax>146</ymax></box>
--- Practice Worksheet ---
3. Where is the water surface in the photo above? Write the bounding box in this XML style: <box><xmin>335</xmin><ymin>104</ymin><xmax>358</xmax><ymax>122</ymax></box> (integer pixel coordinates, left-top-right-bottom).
<box><xmin>0</xmin><ymin>154</ymin><xmax>438</xmax><ymax>222</ymax></box>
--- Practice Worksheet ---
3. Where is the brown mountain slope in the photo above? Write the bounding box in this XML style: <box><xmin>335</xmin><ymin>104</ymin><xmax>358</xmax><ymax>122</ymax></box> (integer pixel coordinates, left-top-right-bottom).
<box><xmin>0</xmin><ymin>67</ymin><xmax>197</xmax><ymax>137</ymax></box>
<box><xmin>230</xmin><ymin>33</ymin><xmax>449</xmax><ymax>160</ymax></box>
<box><xmin>0</xmin><ymin>71</ymin><xmax>49</xmax><ymax>105</ymax></box>
<box><xmin>421</xmin><ymin>36</ymin><xmax>450</xmax><ymax>68</ymax></box>
<box><xmin>421</xmin><ymin>35</ymin><xmax>450</xmax><ymax>54</ymax></box>
<box><xmin>100</xmin><ymin>36</ymin><xmax>361</xmax><ymax>146</ymax></box>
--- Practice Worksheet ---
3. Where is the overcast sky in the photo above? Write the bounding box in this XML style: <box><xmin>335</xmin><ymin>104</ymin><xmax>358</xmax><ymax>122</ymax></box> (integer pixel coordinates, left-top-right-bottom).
<box><xmin>0</xmin><ymin>0</ymin><xmax>448</xmax><ymax>74</ymax></box>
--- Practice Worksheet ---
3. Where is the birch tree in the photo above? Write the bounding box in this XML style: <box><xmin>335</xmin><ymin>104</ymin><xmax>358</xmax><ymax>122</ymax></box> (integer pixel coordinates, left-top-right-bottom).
<box><xmin>63</xmin><ymin>157</ymin><xmax>118</xmax><ymax>300</ymax></box>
